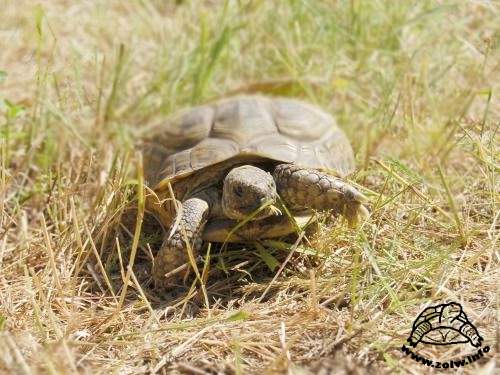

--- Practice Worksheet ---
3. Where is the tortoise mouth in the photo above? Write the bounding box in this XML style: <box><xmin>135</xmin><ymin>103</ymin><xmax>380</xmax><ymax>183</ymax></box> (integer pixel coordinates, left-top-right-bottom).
<box><xmin>223</xmin><ymin>198</ymin><xmax>279</xmax><ymax>221</ymax></box>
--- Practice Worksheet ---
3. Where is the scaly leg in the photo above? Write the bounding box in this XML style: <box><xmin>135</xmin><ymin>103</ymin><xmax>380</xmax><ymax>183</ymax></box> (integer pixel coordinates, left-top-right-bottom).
<box><xmin>152</xmin><ymin>197</ymin><xmax>209</xmax><ymax>289</ymax></box>
<box><xmin>273</xmin><ymin>164</ymin><xmax>368</xmax><ymax>227</ymax></box>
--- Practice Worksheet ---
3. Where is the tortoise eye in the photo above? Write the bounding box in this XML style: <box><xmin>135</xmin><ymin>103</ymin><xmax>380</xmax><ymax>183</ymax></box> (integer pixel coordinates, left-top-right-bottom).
<box><xmin>233</xmin><ymin>186</ymin><xmax>244</xmax><ymax>197</ymax></box>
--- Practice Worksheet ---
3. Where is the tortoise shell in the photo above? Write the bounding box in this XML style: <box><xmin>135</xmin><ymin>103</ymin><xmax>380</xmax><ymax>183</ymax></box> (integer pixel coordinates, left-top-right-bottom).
<box><xmin>143</xmin><ymin>96</ymin><xmax>355</xmax><ymax>191</ymax></box>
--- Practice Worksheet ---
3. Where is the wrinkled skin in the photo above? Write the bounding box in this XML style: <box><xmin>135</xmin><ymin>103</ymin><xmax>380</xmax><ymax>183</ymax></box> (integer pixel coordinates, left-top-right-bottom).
<box><xmin>152</xmin><ymin>163</ymin><xmax>368</xmax><ymax>289</ymax></box>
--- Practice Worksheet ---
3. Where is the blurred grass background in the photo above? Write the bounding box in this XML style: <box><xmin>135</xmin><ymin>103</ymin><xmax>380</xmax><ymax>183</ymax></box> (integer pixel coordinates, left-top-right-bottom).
<box><xmin>0</xmin><ymin>1</ymin><xmax>498</xmax><ymax>373</ymax></box>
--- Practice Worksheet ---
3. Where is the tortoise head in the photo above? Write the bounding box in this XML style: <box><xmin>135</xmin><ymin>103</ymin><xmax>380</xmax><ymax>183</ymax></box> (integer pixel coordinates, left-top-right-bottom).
<box><xmin>222</xmin><ymin>165</ymin><xmax>278</xmax><ymax>221</ymax></box>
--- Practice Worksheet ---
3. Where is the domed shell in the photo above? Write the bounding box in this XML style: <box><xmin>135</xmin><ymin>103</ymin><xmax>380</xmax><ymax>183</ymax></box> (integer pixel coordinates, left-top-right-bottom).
<box><xmin>144</xmin><ymin>96</ymin><xmax>355</xmax><ymax>189</ymax></box>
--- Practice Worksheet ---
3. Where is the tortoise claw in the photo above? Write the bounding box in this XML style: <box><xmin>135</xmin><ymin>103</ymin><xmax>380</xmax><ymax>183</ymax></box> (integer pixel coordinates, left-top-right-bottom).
<box><xmin>345</xmin><ymin>203</ymin><xmax>370</xmax><ymax>228</ymax></box>
<box><xmin>342</xmin><ymin>185</ymin><xmax>368</xmax><ymax>203</ymax></box>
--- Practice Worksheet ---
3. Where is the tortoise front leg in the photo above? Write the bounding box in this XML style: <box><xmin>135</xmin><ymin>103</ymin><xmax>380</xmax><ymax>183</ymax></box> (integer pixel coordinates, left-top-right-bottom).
<box><xmin>273</xmin><ymin>164</ymin><xmax>369</xmax><ymax>227</ymax></box>
<box><xmin>152</xmin><ymin>197</ymin><xmax>209</xmax><ymax>289</ymax></box>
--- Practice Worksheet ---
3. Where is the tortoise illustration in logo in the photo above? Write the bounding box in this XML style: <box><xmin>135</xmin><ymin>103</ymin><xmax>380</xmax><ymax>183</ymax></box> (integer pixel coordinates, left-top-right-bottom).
<box><xmin>407</xmin><ymin>302</ymin><xmax>483</xmax><ymax>348</ymax></box>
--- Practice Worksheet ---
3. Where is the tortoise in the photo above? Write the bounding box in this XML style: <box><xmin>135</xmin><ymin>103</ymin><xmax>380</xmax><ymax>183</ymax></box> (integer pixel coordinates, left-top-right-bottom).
<box><xmin>142</xmin><ymin>95</ymin><xmax>369</xmax><ymax>288</ymax></box>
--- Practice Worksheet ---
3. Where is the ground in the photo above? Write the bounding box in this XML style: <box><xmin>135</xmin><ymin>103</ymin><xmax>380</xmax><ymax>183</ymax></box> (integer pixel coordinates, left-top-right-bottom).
<box><xmin>0</xmin><ymin>1</ymin><xmax>498</xmax><ymax>374</ymax></box>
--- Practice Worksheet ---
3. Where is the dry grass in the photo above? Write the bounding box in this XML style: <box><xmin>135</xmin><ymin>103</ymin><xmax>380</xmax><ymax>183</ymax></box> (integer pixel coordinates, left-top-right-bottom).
<box><xmin>0</xmin><ymin>0</ymin><xmax>498</xmax><ymax>374</ymax></box>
